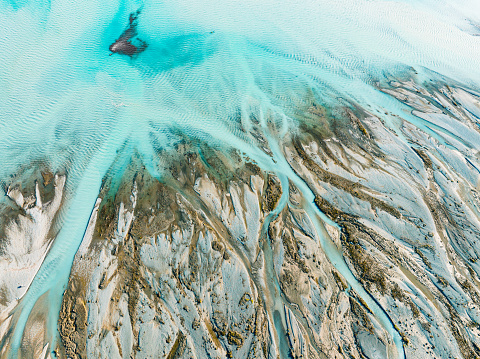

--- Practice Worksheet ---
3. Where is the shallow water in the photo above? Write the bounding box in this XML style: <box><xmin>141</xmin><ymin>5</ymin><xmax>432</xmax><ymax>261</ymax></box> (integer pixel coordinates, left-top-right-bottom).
<box><xmin>2</xmin><ymin>0</ymin><xmax>480</xmax><ymax>357</ymax></box>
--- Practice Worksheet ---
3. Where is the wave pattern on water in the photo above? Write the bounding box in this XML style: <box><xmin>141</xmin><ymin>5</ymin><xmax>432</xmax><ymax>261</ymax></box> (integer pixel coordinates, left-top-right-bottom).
<box><xmin>1</xmin><ymin>0</ymin><xmax>480</xmax><ymax>358</ymax></box>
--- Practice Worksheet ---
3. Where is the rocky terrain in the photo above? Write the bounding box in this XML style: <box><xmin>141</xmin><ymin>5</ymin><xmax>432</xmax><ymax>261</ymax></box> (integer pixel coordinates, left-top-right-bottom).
<box><xmin>2</xmin><ymin>79</ymin><xmax>480</xmax><ymax>359</ymax></box>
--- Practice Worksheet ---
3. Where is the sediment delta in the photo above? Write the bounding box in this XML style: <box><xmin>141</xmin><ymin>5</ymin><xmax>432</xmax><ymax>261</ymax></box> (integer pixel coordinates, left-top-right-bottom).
<box><xmin>2</xmin><ymin>0</ymin><xmax>480</xmax><ymax>357</ymax></box>
<box><xmin>2</xmin><ymin>79</ymin><xmax>480</xmax><ymax>358</ymax></box>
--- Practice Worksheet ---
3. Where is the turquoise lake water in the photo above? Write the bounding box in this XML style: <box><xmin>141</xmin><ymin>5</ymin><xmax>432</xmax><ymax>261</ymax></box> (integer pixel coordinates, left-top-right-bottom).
<box><xmin>1</xmin><ymin>0</ymin><xmax>480</xmax><ymax>357</ymax></box>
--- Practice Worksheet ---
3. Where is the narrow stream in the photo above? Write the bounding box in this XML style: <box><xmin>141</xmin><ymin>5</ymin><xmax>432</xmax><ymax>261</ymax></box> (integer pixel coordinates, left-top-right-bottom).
<box><xmin>7</xmin><ymin>101</ymin><xmax>405</xmax><ymax>359</ymax></box>
<box><xmin>8</xmin><ymin>128</ymin><xmax>131</xmax><ymax>358</ymax></box>
<box><xmin>264</xmin><ymin>129</ymin><xmax>405</xmax><ymax>359</ymax></box>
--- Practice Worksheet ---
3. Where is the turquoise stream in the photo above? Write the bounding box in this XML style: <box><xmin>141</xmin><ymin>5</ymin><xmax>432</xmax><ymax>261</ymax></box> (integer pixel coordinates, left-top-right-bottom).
<box><xmin>1</xmin><ymin>0</ymin><xmax>480</xmax><ymax>358</ymax></box>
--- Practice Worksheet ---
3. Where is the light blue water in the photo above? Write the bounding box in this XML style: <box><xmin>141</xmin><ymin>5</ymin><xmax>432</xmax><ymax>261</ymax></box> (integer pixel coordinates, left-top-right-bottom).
<box><xmin>1</xmin><ymin>0</ymin><xmax>480</xmax><ymax>357</ymax></box>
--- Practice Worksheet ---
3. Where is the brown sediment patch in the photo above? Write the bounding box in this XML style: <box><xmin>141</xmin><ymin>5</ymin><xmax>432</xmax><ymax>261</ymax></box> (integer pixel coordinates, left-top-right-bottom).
<box><xmin>211</xmin><ymin>311</ymin><xmax>228</xmax><ymax>337</ymax></box>
<box><xmin>165</xmin><ymin>331</ymin><xmax>186</xmax><ymax>359</ymax></box>
<box><xmin>227</xmin><ymin>329</ymin><xmax>244</xmax><ymax>347</ymax></box>
<box><xmin>251</xmin><ymin>306</ymin><xmax>272</xmax><ymax>359</ymax></box>
<box><xmin>116</xmin><ymin>232</ymin><xmax>142</xmax><ymax>338</ymax></box>
<box><xmin>413</xmin><ymin>247</ymin><xmax>432</xmax><ymax>270</ymax></box>
<box><xmin>204</xmin><ymin>316</ymin><xmax>222</xmax><ymax>349</ymax></box>
<box><xmin>278</xmin><ymin>223</ymin><xmax>310</xmax><ymax>274</ymax></box>
<box><xmin>130</xmin><ymin>170</ymin><xmax>177</xmax><ymax>238</ymax></box>
<box><xmin>244</xmin><ymin>161</ymin><xmax>262</xmax><ymax>177</ymax></box>
<box><xmin>341</xmin><ymin>223</ymin><xmax>388</xmax><ymax>295</ymax></box>
<box><xmin>279</xmin><ymin>265</ymin><xmax>310</xmax><ymax>304</ymax></box>
<box><xmin>412</xmin><ymin>148</ymin><xmax>433</xmax><ymax>169</ymax></box>
<box><xmin>0</xmin><ymin>203</ymin><xmax>23</xmax><ymax>256</ymax></box>
<box><xmin>390</xmin><ymin>283</ymin><xmax>420</xmax><ymax>318</ymax></box>
<box><xmin>41</xmin><ymin>171</ymin><xmax>54</xmax><ymax>186</ymax></box>
<box><xmin>263</xmin><ymin>174</ymin><xmax>282</xmax><ymax>213</ymax></box>
<box><xmin>211</xmin><ymin>240</ymin><xmax>224</xmax><ymax>254</ymax></box>
<box><xmin>294</xmin><ymin>138</ymin><xmax>401</xmax><ymax>220</ymax></box>
<box><xmin>332</xmin><ymin>270</ymin><xmax>348</xmax><ymax>292</ymax></box>
<box><xmin>95</xmin><ymin>195</ymin><xmax>117</xmax><ymax>241</ymax></box>
<box><xmin>296</xmin><ymin>102</ymin><xmax>333</xmax><ymax>141</ymax></box>
<box><xmin>198</xmin><ymin>144</ymin><xmax>237</xmax><ymax>188</ymax></box>
<box><xmin>349</xmin><ymin>296</ymin><xmax>375</xmax><ymax>334</ymax></box>
<box><xmin>315</xmin><ymin>196</ymin><xmax>402</xmax><ymax>269</ymax></box>
<box><xmin>297</xmin><ymin>101</ymin><xmax>384</xmax><ymax>168</ymax></box>
<box><xmin>0</xmin><ymin>286</ymin><xmax>9</xmax><ymax>310</ymax></box>
<box><xmin>165</xmin><ymin>138</ymin><xmax>266</xmax><ymax>195</ymax></box>
<box><xmin>93</xmin><ymin>156</ymin><xmax>179</xmax><ymax>242</ymax></box>
<box><xmin>346</xmin><ymin>109</ymin><xmax>371</xmax><ymax>139</ymax></box>
<box><xmin>457</xmin><ymin>278</ymin><xmax>480</xmax><ymax>304</ymax></box>
<box><xmin>58</xmin><ymin>275</ymin><xmax>88</xmax><ymax>359</ymax></box>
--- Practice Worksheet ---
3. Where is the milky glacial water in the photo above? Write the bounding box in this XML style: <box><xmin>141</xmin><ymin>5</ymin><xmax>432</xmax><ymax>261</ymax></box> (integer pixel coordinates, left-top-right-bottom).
<box><xmin>1</xmin><ymin>0</ymin><xmax>480</xmax><ymax>357</ymax></box>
